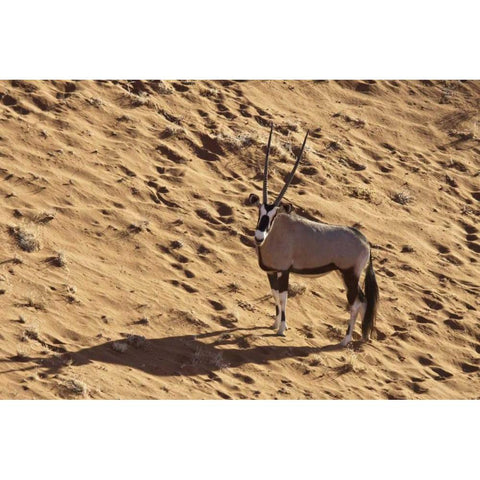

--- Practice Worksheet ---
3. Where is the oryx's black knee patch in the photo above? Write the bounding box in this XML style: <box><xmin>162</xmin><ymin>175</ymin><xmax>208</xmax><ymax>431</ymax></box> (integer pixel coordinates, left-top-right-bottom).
<box><xmin>275</xmin><ymin>305</ymin><xmax>279</xmax><ymax>317</ymax></box>
<box><xmin>278</xmin><ymin>271</ymin><xmax>290</xmax><ymax>292</ymax></box>
<box><xmin>267</xmin><ymin>273</ymin><xmax>278</xmax><ymax>290</ymax></box>
<box><xmin>341</xmin><ymin>268</ymin><xmax>360</xmax><ymax>305</ymax></box>
<box><xmin>281</xmin><ymin>311</ymin><xmax>286</xmax><ymax>323</ymax></box>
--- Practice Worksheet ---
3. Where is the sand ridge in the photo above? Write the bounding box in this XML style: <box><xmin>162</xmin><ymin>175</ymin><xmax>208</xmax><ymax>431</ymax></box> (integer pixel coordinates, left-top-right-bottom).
<box><xmin>0</xmin><ymin>79</ymin><xmax>479</xmax><ymax>399</ymax></box>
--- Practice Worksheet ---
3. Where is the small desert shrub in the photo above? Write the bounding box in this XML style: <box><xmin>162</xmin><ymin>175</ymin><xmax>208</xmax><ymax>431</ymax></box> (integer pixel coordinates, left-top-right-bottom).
<box><xmin>62</xmin><ymin>379</ymin><xmax>87</xmax><ymax>395</ymax></box>
<box><xmin>200</xmin><ymin>87</ymin><xmax>221</xmax><ymax>98</ymax></box>
<box><xmin>34</xmin><ymin>210</ymin><xmax>56</xmax><ymax>224</ymax></box>
<box><xmin>86</xmin><ymin>97</ymin><xmax>103</xmax><ymax>108</ymax></box>
<box><xmin>160</xmin><ymin>125</ymin><xmax>185</xmax><ymax>139</ymax></box>
<box><xmin>130</xmin><ymin>92</ymin><xmax>150</xmax><ymax>107</ymax></box>
<box><xmin>128</xmin><ymin>220</ymin><xmax>150</xmax><ymax>234</ymax></box>
<box><xmin>18</xmin><ymin>295</ymin><xmax>46</xmax><ymax>311</ymax></box>
<box><xmin>214</xmin><ymin>132</ymin><xmax>256</xmax><ymax>151</ymax></box>
<box><xmin>227</xmin><ymin>282</ymin><xmax>240</xmax><ymax>293</ymax></box>
<box><xmin>22</xmin><ymin>324</ymin><xmax>40</xmax><ymax>342</ymax></box>
<box><xmin>288</xmin><ymin>283</ymin><xmax>306</xmax><ymax>298</ymax></box>
<box><xmin>153</xmin><ymin>80</ymin><xmax>174</xmax><ymax>95</ymax></box>
<box><xmin>126</xmin><ymin>335</ymin><xmax>146</xmax><ymax>349</ymax></box>
<box><xmin>112</xmin><ymin>341</ymin><xmax>128</xmax><ymax>353</ymax></box>
<box><xmin>350</xmin><ymin>186</ymin><xmax>375</xmax><ymax>202</ymax></box>
<box><xmin>48</xmin><ymin>251</ymin><xmax>66</xmax><ymax>267</ymax></box>
<box><xmin>392</xmin><ymin>190</ymin><xmax>412</xmax><ymax>205</ymax></box>
<box><xmin>8</xmin><ymin>225</ymin><xmax>40</xmax><ymax>252</ymax></box>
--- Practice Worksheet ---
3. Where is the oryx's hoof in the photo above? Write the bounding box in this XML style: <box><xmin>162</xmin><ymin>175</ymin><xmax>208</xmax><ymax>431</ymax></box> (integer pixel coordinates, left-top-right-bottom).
<box><xmin>339</xmin><ymin>337</ymin><xmax>352</xmax><ymax>348</ymax></box>
<box><xmin>277</xmin><ymin>325</ymin><xmax>286</xmax><ymax>336</ymax></box>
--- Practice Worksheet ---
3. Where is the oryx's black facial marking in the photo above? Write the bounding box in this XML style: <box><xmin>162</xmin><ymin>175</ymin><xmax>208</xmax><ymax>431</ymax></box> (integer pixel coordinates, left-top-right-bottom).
<box><xmin>258</xmin><ymin>215</ymin><xmax>270</xmax><ymax>231</ymax></box>
<box><xmin>254</xmin><ymin>203</ymin><xmax>280</xmax><ymax>245</ymax></box>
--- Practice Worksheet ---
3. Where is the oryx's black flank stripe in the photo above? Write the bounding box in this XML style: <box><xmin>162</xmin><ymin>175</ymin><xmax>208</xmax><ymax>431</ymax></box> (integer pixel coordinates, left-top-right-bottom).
<box><xmin>290</xmin><ymin>263</ymin><xmax>339</xmax><ymax>275</ymax></box>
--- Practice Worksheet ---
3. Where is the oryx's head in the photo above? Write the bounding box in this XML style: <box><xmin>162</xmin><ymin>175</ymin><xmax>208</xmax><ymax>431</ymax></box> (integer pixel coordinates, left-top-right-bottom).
<box><xmin>247</xmin><ymin>124</ymin><xmax>309</xmax><ymax>246</ymax></box>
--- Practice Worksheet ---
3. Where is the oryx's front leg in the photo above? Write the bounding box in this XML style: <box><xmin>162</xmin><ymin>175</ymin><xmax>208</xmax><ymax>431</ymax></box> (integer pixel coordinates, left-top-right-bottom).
<box><xmin>267</xmin><ymin>272</ymin><xmax>281</xmax><ymax>330</ymax></box>
<box><xmin>277</xmin><ymin>271</ymin><xmax>290</xmax><ymax>336</ymax></box>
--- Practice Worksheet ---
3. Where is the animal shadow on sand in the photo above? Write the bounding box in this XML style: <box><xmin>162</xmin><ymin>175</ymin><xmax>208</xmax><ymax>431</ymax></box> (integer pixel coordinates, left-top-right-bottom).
<box><xmin>2</xmin><ymin>327</ymin><xmax>361</xmax><ymax>378</ymax></box>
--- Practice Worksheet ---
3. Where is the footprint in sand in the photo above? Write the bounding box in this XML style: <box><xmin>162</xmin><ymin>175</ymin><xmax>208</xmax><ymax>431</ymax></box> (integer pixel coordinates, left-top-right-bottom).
<box><xmin>216</xmin><ymin>390</ymin><xmax>231</xmax><ymax>399</ymax></box>
<box><xmin>411</xmin><ymin>381</ymin><xmax>429</xmax><ymax>394</ymax></box>
<box><xmin>466</xmin><ymin>233</ymin><xmax>478</xmax><ymax>242</ymax></box>
<box><xmin>216</xmin><ymin>103</ymin><xmax>237</xmax><ymax>120</ymax></box>
<box><xmin>238</xmin><ymin>104</ymin><xmax>252</xmax><ymax>117</ymax></box>
<box><xmin>466</xmin><ymin>242</ymin><xmax>480</xmax><ymax>253</ymax></box>
<box><xmin>215</xmin><ymin>201</ymin><xmax>234</xmax><ymax>224</ymax></box>
<box><xmin>433</xmin><ymin>242</ymin><xmax>450</xmax><ymax>254</ymax></box>
<box><xmin>233</xmin><ymin>373</ymin><xmax>255</xmax><ymax>385</ymax></box>
<box><xmin>422</xmin><ymin>291</ymin><xmax>444</xmax><ymax>311</ymax></box>
<box><xmin>418</xmin><ymin>355</ymin><xmax>434</xmax><ymax>366</ymax></box>
<box><xmin>171</xmin><ymin>82</ymin><xmax>190</xmax><ymax>93</ymax></box>
<box><xmin>460</xmin><ymin>363</ymin><xmax>479</xmax><ymax>374</ymax></box>
<box><xmin>196</xmin><ymin>208</ymin><xmax>222</xmax><ymax>226</ymax></box>
<box><xmin>209</xmin><ymin>299</ymin><xmax>226</xmax><ymax>311</ymax></box>
<box><xmin>414</xmin><ymin>314</ymin><xmax>435</xmax><ymax>325</ymax></box>
<box><xmin>444</xmin><ymin>319</ymin><xmax>464</xmax><ymax>331</ymax></box>
<box><xmin>157</xmin><ymin>144</ymin><xmax>189</xmax><ymax>165</ymax></box>
<box><xmin>379</xmin><ymin>163</ymin><xmax>394</xmax><ymax>173</ymax></box>
<box><xmin>184</xmin><ymin>269</ymin><xmax>195</xmax><ymax>279</ymax></box>
<box><xmin>430</xmin><ymin>367</ymin><xmax>453</xmax><ymax>381</ymax></box>
<box><xmin>181</xmin><ymin>282</ymin><xmax>198</xmax><ymax>294</ymax></box>
<box><xmin>1</xmin><ymin>93</ymin><xmax>18</xmax><ymax>106</ymax></box>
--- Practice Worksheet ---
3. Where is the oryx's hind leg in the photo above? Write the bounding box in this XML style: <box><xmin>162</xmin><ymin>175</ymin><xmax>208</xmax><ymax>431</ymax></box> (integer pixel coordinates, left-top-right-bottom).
<box><xmin>339</xmin><ymin>268</ymin><xmax>366</xmax><ymax>347</ymax></box>
<box><xmin>277</xmin><ymin>271</ymin><xmax>290</xmax><ymax>336</ymax></box>
<box><xmin>267</xmin><ymin>273</ymin><xmax>281</xmax><ymax>330</ymax></box>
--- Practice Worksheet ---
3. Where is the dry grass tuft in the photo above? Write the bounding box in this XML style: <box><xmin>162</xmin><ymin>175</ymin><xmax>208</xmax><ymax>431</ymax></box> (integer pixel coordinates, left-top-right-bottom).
<box><xmin>62</xmin><ymin>378</ymin><xmax>87</xmax><ymax>396</ymax></box>
<box><xmin>200</xmin><ymin>87</ymin><xmax>223</xmax><ymax>99</ymax></box>
<box><xmin>126</xmin><ymin>335</ymin><xmax>146</xmax><ymax>349</ymax></box>
<box><xmin>350</xmin><ymin>186</ymin><xmax>376</xmax><ymax>202</ymax></box>
<box><xmin>22</xmin><ymin>324</ymin><xmax>40</xmax><ymax>342</ymax></box>
<box><xmin>160</xmin><ymin>125</ymin><xmax>185</xmax><ymax>139</ymax></box>
<box><xmin>17</xmin><ymin>295</ymin><xmax>46</xmax><ymax>311</ymax></box>
<box><xmin>112</xmin><ymin>341</ymin><xmax>128</xmax><ymax>353</ymax></box>
<box><xmin>86</xmin><ymin>97</ymin><xmax>103</xmax><ymax>108</ymax></box>
<box><xmin>47</xmin><ymin>251</ymin><xmax>67</xmax><ymax>267</ymax></box>
<box><xmin>392</xmin><ymin>190</ymin><xmax>413</xmax><ymax>205</ymax></box>
<box><xmin>288</xmin><ymin>283</ymin><xmax>306</xmax><ymax>298</ymax></box>
<box><xmin>213</xmin><ymin>132</ymin><xmax>257</xmax><ymax>152</ymax></box>
<box><xmin>34</xmin><ymin>210</ymin><xmax>56</xmax><ymax>224</ymax></box>
<box><xmin>8</xmin><ymin>225</ymin><xmax>40</xmax><ymax>252</ymax></box>
<box><xmin>127</xmin><ymin>220</ymin><xmax>150</xmax><ymax>234</ymax></box>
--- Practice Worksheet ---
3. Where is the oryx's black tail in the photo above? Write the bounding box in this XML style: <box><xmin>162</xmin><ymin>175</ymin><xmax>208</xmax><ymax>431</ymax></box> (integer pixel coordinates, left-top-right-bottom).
<box><xmin>362</xmin><ymin>252</ymin><xmax>379</xmax><ymax>340</ymax></box>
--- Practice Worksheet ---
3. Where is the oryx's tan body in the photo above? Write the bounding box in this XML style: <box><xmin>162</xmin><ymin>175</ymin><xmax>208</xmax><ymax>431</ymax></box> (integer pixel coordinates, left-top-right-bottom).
<box><xmin>256</xmin><ymin>213</ymin><xmax>370</xmax><ymax>275</ymax></box>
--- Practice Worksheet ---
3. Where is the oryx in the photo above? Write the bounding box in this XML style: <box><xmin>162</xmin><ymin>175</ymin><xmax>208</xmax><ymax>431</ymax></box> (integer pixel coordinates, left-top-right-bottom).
<box><xmin>247</xmin><ymin>124</ymin><xmax>379</xmax><ymax>346</ymax></box>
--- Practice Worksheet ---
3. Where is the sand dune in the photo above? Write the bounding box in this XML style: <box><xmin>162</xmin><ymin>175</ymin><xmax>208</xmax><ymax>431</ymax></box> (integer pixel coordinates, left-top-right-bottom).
<box><xmin>0</xmin><ymin>79</ymin><xmax>479</xmax><ymax>399</ymax></box>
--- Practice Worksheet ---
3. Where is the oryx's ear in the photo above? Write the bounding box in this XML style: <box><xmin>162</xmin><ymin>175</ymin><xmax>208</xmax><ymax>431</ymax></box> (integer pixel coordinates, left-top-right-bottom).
<box><xmin>247</xmin><ymin>193</ymin><xmax>260</xmax><ymax>206</ymax></box>
<box><xmin>282</xmin><ymin>202</ymin><xmax>293</xmax><ymax>213</ymax></box>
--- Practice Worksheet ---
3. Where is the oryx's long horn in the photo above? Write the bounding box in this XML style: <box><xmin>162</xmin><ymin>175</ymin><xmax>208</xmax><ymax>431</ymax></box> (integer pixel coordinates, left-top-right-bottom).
<box><xmin>263</xmin><ymin>123</ymin><xmax>274</xmax><ymax>204</ymax></box>
<box><xmin>274</xmin><ymin>130</ymin><xmax>309</xmax><ymax>206</ymax></box>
